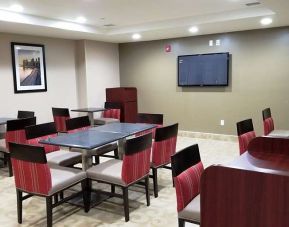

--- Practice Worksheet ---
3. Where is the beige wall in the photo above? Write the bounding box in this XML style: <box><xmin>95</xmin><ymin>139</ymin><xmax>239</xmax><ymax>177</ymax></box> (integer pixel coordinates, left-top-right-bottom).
<box><xmin>84</xmin><ymin>40</ymin><xmax>120</xmax><ymax>109</ymax></box>
<box><xmin>119</xmin><ymin>27</ymin><xmax>289</xmax><ymax>135</ymax></box>
<box><xmin>0</xmin><ymin>34</ymin><xmax>120</xmax><ymax>123</ymax></box>
<box><xmin>0</xmin><ymin>33</ymin><xmax>79</xmax><ymax>123</ymax></box>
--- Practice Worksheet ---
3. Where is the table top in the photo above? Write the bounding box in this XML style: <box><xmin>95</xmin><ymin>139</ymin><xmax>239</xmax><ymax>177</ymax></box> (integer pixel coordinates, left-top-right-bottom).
<box><xmin>71</xmin><ymin>108</ymin><xmax>106</xmax><ymax>113</ymax></box>
<box><xmin>268</xmin><ymin>129</ymin><xmax>289</xmax><ymax>138</ymax></box>
<box><xmin>225</xmin><ymin>151</ymin><xmax>289</xmax><ymax>177</ymax></box>
<box><xmin>40</xmin><ymin>123</ymin><xmax>156</xmax><ymax>150</ymax></box>
<box><xmin>0</xmin><ymin>117</ymin><xmax>15</xmax><ymax>125</ymax></box>
<box><xmin>41</xmin><ymin>130</ymin><xmax>127</xmax><ymax>150</ymax></box>
<box><xmin>91</xmin><ymin>123</ymin><xmax>156</xmax><ymax>135</ymax></box>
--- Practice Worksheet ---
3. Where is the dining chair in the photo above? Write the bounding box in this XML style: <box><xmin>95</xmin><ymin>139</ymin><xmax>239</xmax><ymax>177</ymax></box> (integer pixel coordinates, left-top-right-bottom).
<box><xmin>136</xmin><ymin>113</ymin><xmax>163</xmax><ymax>138</ymax></box>
<box><xmin>17</xmin><ymin>110</ymin><xmax>35</xmax><ymax>119</ymax></box>
<box><xmin>86</xmin><ymin>133</ymin><xmax>152</xmax><ymax>222</ymax></box>
<box><xmin>262</xmin><ymin>108</ymin><xmax>274</xmax><ymax>135</ymax></box>
<box><xmin>171</xmin><ymin>144</ymin><xmax>204</xmax><ymax>227</ymax></box>
<box><xmin>52</xmin><ymin>107</ymin><xmax>70</xmax><ymax>133</ymax></box>
<box><xmin>151</xmin><ymin>123</ymin><xmax>178</xmax><ymax>197</ymax></box>
<box><xmin>66</xmin><ymin>116</ymin><xmax>119</xmax><ymax>164</ymax></box>
<box><xmin>94</xmin><ymin>102</ymin><xmax>121</xmax><ymax>125</ymax></box>
<box><xmin>9</xmin><ymin>142</ymin><xmax>88</xmax><ymax>227</ymax></box>
<box><xmin>25</xmin><ymin>122</ymin><xmax>82</xmax><ymax>167</ymax></box>
<box><xmin>0</xmin><ymin>117</ymin><xmax>36</xmax><ymax>176</ymax></box>
<box><xmin>236</xmin><ymin>119</ymin><xmax>256</xmax><ymax>155</ymax></box>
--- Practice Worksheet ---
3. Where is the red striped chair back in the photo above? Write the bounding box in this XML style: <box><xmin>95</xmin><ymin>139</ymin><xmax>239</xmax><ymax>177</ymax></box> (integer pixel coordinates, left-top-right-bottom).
<box><xmin>9</xmin><ymin>142</ymin><xmax>52</xmax><ymax>195</ymax></box>
<box><xmin>102</xmin><ymin>109</ymin><xmax>121</xmax><ymax>119</ymax></box>
<box><xmin>66</xmin><ymin>116</ymin><xmax>91</xmax><ymax>133</ymax></box>
<box><xmin>5</xmin><ymin>117</ymin><xmax>36</xmax><ymax>150</ymax></box>
<box><xmin>122</xmin><ymin>133</ymin><xmax>152</xmax><ymax>184</ymax></box>
<box><xmin>262</xmin><ymin>108</ymin><xmax>274</xmax><ymax>135</ymax></box>
<box><xmin>25</xmin><ymin>122</ymin><xmax>60</xmax><ymax>153</ymax></box>
<box><xmin>136</xmin><ymin>113</ymin><xmax>164</xmax><ymax>138</ymax></box>
<box><xmin>52</xmin><ymin>107</ymin><xmax>70</xmax><ymax>133</ymax></box>
<box><xmin>171</xmin><ymin>144</ymin><xmax>204</xmax><ymax>212</ymax></box>
<box><xmin>102</xmin><ymin>101</ymin><xmax>121</xmax><ymax>120</ymax></box>
<box><xmin>151</xmin><ymin>123</ymin><xmax>178</xmax><ymax>167</ymax></box>
<box><xmin>17</xmin><ymin>110</ymin><xmax>35</xmax><ymax>119</ymax></box>
<box><xmin>236</xmin><ymin>119</ymin><xmax>256</xmax><ymax>155</ymax></box>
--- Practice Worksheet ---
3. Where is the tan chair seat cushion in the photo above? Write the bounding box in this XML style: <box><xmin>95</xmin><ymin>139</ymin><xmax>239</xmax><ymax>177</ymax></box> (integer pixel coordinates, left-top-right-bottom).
<box><xmin>49</xmin><ymin>166</ymin><xmax>86</xmax><ymax>195</ymax></box>
<box><xmin>0</xmin><ymin>139</ymin><xmax>8</xmax><ymax>153</ymax></box>
<box><xmin>86</xmin><ymin>159</ymin><xmax>126</xmax><ymax>186</ymax></box>
<box><xmin>94</xmin><ymin>118</ymin><xmax>120</xmax><ymax>125</ymax></box>
<box><xmin>178</xmin><ymin>194</ymin><xmax>200</xmax><ymax>223</ymax></box>
<box><xmin>47</xmin><ymin>149</ymin><xmax>82</xmax><ymax>167</ymax></box>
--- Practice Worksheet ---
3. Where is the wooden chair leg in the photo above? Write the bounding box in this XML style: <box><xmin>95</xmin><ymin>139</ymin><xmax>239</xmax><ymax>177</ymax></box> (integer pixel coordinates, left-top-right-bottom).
<box><xmin>46</xmin><ymin>197</ymin><xmax>53</xmax><ymax>227</ymax></box>
<box><xmin>94</xmin><ymin>156</ymin><xmax>100</xmax><ymax>165</ymax></box>
<box><xmin>81</xmin><ymin>179</ymin><xmax>90</xmax><ymax>213</ymax></box>
<box><xmin>122</xmin><ymin>187</ymin><xmax>129</xmax><ymax>222</ymax></box>
<box><xmin>114</xmin><ymin>148</ymin><xmax>119</xmax><ymax>159</ymax></box>
<box><xmin>7</xmin><ymin>155</ymin><xmax>13</xmax><ymax>177</ymax></box>
<box><xmin>178</xmin><ymin>218</ymin><xmax>185</xmax><ymax>227</ymax></box>
<box><xmin>152</xmin><ymin>168</ymin><xmax>158</xmax><ymax>198</ymax></box>
<box><xmin>86</xmin><ymin>179</ymin><xmax>92</xmax><ymax>212</ymax></box>
<box><xmin>3</xmin><ymin>153</ymin><xmax>8</xmax><ymax>166</ymax></box>
<box><xmin>54</xmin><ymin>195</ymin><xmax>58</xmax><ymax>203</ymax></box>
<box><xmin>16</xmin><ymin>189</ymin><xmax>23</xmax><ymax>224</ymax></box>
<box><xmin>60</xmin><ymin>191</ymin><xmax>64</xmax><ymax>200</ymax></box>
<box><xmin>145</xmin><ymin>176</ymin><xmax>150</xmax><ymax>206</ymax></box>
<box><xmin>111</xmin><ymin>185</ymin><xmax>115</xmax><ymax>194</ymax></box>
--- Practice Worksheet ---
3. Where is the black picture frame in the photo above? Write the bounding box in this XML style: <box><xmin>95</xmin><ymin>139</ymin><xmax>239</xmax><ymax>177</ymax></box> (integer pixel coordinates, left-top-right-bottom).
<box><xmin>11</xmin><ymin>42</ymin><xmax>47</xmax><ymax>93</ymax></box>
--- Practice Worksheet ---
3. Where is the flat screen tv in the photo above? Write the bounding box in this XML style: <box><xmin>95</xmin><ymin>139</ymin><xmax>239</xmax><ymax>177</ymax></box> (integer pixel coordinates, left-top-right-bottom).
<box><xmin>178</xmin><ymin>52</ymin><xmax>230</xmax><ymax>86</ymax></box>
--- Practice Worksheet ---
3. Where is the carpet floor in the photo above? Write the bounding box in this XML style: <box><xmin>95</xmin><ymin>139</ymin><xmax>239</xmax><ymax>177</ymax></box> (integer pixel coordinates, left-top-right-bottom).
<box><xmin>0</xmin><ymin>136</ymin><xmax>238</xmax><ymax>227</ymax></box>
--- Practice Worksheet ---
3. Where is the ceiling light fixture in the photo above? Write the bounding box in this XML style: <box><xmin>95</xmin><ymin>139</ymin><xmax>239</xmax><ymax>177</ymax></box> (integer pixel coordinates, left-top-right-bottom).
<box><xmin>9</xmin><ymin>4</ymin><xmax>23</xmax><ymax>12</ymax></box>
<box><xmin>189</xmin><ymin>26</ymin><xmax>199</xmax><ymax>33</ymax></box>
<box><xmin>132</xmin><ymin>33</ymin><xmax>141</xmax><ymax>40</ymax></box>
<box><xmin>260</xmin><ymin>17</ymin><xmax>272</xmax><ymax>26</ymax></box>
<box><xmin>76</xmin><ymin>16</ymin><xmax>87</xmax><ymax>23</ymax></box>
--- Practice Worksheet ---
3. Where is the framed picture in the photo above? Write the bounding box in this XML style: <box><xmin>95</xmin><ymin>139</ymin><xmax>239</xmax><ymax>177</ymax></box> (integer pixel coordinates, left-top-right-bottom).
<box><xmin>11</xmin><ymin>42</ymin><xmax>47</xmax><ymax>93</ymax></box>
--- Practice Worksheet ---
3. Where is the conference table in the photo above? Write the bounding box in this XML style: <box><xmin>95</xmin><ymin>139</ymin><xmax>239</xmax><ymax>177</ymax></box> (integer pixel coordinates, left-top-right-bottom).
<box><xmin>267</xmin><ymin>129</ymin><xmax>289</xmax><ymax>138</ymax></box>
<box><xmin>40</xmin><ymin>122</ymin><xmax>156</xmax><ymax>207</ymax></box>
<box><xmin>40</xmin><ymin>122</ymin><xmax>156</xmax><ymax>170</ymax></box>
<box><xmin>71</xmin><ymin>108</ymin><xmax>106</xmax><ymax>126</ymax></box>
<box><xmin>201</xmin><ymin>136</ymin><xmax>289</xmax><ymax>227</ymax></box>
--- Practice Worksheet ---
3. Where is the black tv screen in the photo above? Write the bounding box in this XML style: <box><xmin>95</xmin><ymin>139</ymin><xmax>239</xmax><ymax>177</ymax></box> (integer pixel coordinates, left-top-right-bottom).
<box><xmin>178</xmin><ymin>52</ymin><xmax>229</xmax><ymax>86</ymax></box>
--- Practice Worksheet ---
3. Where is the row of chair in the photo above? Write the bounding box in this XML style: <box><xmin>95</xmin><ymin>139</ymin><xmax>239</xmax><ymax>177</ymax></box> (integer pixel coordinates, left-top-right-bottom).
<box><xmin>52</xmin><ymin>105</ymin><xmax>121</xmax><ymax>133</ymax></box>
<box><xmin>174</xmin><ymin>107</ymin><xmax>278</xmax><ymax>227</ymax></box>
<box><xmin>237</xmin><ymin>107</ymin><xmax>275</xmax><ymax>154</ymax></box>
<box><xmin>3</xmin><ymin>114</ymin><xmax>180</xmax><ymax>226</ymax></box>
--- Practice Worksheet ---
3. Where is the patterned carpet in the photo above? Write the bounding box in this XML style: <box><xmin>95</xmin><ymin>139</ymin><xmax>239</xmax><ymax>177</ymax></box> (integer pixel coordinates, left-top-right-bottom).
<box><xmin>0</xmin><ymin>136</ymin><xmax>238</xmax><ymax>227</ymax></box>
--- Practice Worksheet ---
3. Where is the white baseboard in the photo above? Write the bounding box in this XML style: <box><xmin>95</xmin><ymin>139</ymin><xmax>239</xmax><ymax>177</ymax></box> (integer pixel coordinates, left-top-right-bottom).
<box><xmin>178</xmin><ymin>130</ymin><xmax>237</xmax><ymax>142</ymax></box>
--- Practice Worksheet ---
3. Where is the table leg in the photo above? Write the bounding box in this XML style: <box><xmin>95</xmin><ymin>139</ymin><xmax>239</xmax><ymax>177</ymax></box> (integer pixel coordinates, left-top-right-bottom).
<box><xmin>118</xmin><ymin>138</ymin><xmax>126</xmax><ymax>160</ymax></box>
<box><xmin>82</xmin><ymin>149</ymin><xmax>92</xmax><ymax>171</ymax></box>
<box><xmin>88</xmin><ymin>112</ymin><xmax>94</xmax><ymax>126</ymax></box>
<box><xmin>69</xmin><ymin>148</ymin><xmax>109</xmax><ymax>208</ymax></box>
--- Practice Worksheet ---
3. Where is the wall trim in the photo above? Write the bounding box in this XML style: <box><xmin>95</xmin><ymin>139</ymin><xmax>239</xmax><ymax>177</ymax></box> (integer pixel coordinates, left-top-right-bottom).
<box><xmin>179</xmin><ymin>130</ymin><xmax>237</xmax><ymax>142</ymax></box>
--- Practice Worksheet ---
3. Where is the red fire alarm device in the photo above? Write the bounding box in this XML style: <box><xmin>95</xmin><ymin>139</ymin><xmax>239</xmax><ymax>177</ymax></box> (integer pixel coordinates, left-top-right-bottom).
<box><xmin>165</xmin><ymin>44</ymin><xmax>171</xmax><ymax>52</ymax></box>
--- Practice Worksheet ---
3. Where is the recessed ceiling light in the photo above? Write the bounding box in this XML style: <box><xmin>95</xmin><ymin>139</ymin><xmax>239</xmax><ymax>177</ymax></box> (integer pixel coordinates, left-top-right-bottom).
<box><xmin>260</xmin><ymin>17</ymin><xmax>272</xmax><ymax>26</ymax></box>
<box><xmin>132</xmin><ymin>33</ymin><xmax>141</xmax><ymax>40</ymax></box>
<box><xmin>76</xmin><ymin>16</ymin><xmax>87</xmax><ymax>23</ymax></box>
<box><xmin>189</xmin><ymin>26</ymin><xmax>199</xmax><ymax>33</ymax></box>
<box><xmin>9</xmin><ymin>4</ymin><xmax>23</xmax><ymax>12</ymax></box>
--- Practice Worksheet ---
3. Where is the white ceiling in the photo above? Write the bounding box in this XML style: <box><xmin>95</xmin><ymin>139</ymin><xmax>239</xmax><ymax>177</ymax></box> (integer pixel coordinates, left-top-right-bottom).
<box><xmin>0</xmin><ymin>0</ymin><xmax>288</xmax><ymax>43</ymax></box>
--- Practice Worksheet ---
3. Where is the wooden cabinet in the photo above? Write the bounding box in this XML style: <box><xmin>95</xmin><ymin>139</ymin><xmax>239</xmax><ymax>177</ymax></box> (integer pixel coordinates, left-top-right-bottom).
<box><xmin>106</xmin><ymin>87</ymin><xmax>137</xmax><ymax>123</ymax></box>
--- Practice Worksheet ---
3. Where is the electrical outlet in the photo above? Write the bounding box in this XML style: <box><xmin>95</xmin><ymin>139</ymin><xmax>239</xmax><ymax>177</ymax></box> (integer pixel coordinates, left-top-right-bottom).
<box><xmin>220</xmin><ymin>120</ymin><xmax>225</xmax><ymax>126</ymax></box>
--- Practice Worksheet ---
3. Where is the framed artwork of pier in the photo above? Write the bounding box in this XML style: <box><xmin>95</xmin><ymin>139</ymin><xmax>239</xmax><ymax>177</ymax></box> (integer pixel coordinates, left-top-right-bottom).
<box><xmin>11</xmin><ymin>42</ymin><xmax>47</xmax><ymax>93</ymax></box>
